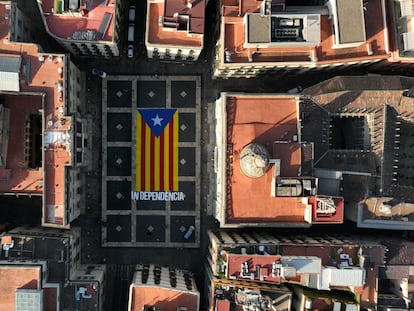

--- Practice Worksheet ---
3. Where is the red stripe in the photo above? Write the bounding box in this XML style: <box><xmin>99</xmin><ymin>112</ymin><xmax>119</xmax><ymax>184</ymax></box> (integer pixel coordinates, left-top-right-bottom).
<box><xmin>168</xmin><ymin>117</ymin><xmax>174</xmax><ymax>190</ymax></box>
<box><xmin>150</xmin><ymin>130</ymin><xmax>155</xmax><ymax>190</ymax></box>
<box><xmin>140</xmin><ymin>117</ymin><xmax>146</xmax><ymax>191</ymax></box>
<box><xmin>159</xmin><ymin>131</ymin><xmax>165</xmax><ymax>191</ymax></box>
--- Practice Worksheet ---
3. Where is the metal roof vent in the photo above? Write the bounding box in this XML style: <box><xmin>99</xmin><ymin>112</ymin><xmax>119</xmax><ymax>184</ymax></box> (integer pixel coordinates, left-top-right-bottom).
<box><xmin>240</xmin><ymin>143</ymin><xmax>270</xmax><ymax>178</ymax></box>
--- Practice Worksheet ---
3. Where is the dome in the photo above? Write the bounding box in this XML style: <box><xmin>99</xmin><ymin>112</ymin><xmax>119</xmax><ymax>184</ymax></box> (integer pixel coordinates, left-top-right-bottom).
<box><xmin>239</xmin><ymin>143</ymin><xmax>270</xmax><ymax>178</ymax></box>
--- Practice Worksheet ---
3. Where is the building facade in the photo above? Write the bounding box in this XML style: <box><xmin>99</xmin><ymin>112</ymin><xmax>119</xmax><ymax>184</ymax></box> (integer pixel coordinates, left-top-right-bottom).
<box><xmin>213</xmin><ymin>92</ymin><xmax>344</xmax><ymax>227</ymax></box>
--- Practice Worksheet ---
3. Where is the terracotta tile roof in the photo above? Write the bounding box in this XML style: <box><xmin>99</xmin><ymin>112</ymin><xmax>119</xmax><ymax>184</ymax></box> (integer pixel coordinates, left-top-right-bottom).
<box><xmin>219</xmin><ymin>0</ymin><xmax>389</xmax><ymax>66</ymax></box>
<box><xmin>39</xmin><ymin>0</ymin><xmax>115</xmax><ymax>41</ymax></box>
<box><xmin>130</xmin><ymin>286</ymin><xmax>199</xmax><ymax>311</ymax></box>
<box><xmin>147</xmin><ymin>0</ymin><xmax>204</xmax><ymax>47</ymax></box>
<box><xmin>0</xmin><ymin>2</ymin><xmax>72</xmax><ymax>227</ymax></box>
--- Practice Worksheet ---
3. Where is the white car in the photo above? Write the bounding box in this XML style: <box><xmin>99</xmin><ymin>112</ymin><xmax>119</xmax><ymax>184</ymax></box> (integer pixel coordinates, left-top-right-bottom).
<box><xmin>184</xmin><ymin>225</ymin><xmax>195</xmax><ymax>239</ymax></box>
<box><xmin>129</xmin><ymin>5</ymin><xmax>135</xmax><ymax>22</ymax></box>
<box><xmin>127</xmin><ymin>45</ymin><xmax>134</xmax><ymax>58</ymax></box>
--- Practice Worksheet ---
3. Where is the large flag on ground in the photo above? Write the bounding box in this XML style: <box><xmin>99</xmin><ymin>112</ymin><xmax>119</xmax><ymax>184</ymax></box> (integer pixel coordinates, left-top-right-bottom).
<box><xmin>136</xmin><ymin>108</ymin><xmax>179</xmax><ymax>191</ymax></box>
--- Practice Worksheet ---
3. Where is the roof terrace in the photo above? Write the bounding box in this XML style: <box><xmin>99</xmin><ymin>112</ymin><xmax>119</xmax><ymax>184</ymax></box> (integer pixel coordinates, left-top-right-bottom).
<box><xmin>215</xmin><ymin>94</ymin><xmax>344</xmax><ymax>226</ymax></box>
<box><xmin>0</xmin><ymin>2</ymin><xmax>72</xmax><ymax>227</ymax></box>
<box><xmin>220</xmin><ymin>0</ymin><xmax>389</xmax><ymax>65</ymax></box>
<box><xmin>146</xmin><ymin>0</ymin><xmax>204</xmax><ymax>47</ymax></box>
<box><xmin>38</xmin><ymin>0</ymin><xmax>115</xmax><ymax>41</ymax></box>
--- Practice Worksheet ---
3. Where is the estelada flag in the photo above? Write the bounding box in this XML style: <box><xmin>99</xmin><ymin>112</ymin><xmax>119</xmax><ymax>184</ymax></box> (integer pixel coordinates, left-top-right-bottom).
<box><xmin>136</xmin><ymin>108</ymin><xmax>179</xmax><ymax>191</ymax></box>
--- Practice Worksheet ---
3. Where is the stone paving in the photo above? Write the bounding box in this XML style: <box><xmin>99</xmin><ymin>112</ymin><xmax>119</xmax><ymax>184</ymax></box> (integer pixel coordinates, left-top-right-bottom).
<box><xmin>101</xmin><ymin>75</ymin><xmax>201</xmax><ymax>248</ymax></box>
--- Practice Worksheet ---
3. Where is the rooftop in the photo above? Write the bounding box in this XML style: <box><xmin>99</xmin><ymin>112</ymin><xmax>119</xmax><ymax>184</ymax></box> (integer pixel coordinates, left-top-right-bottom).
<box><xmin>301</xmin><ymin>75</ymin><xmax>414</xmax><ymax>229</ymax></box>
<box><xmin>146</xmin><ymin>0</ymin><xmax>204</xmax><ymax>47</ymax></box>
<box><xmin>211</xmin><ymin>231</ymin><xmax>385</xmax><ymax>306</ymax></box>
<box><xmin>0</xmin><ymin>2</ymin><xmax>72</xmax><ymax>227</ymax></box>
<box><xmin>212</xmin><ymin>281</ymin><xmax>291</xmax><ymax>311</ymax></box>
<box><xmin>0</xmin><ymin>264</ymin><xmax>58</xmax><ymax>311</ymax></box>
<box><xmin>129</xmin><ymin>264</ymin><xmax>199</xmax><ymax>311</ymax></box>
<box><xmin>38</xmin><ymin>0</ymin><xmax>115</xmax><ymax>42</ymax></box>
<box><xmin>0</xmin><ymin>234</ymin><xmax>68</xmax><ymax>282</ymax></box>
<box><xmin>216</xmin><ymin>93</ymin><xmax>343</xmax><ymax>226</ymax></box>
<box><xmin>219</xmin><ymin>0</ymin><xmax>389</xmax><ymax>66</ymax></box>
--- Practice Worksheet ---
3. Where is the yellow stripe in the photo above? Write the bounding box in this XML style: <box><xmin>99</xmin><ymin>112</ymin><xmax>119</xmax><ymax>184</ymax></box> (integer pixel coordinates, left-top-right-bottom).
<box><xmin>173</xmin><ymin>112</ymin><xmax>179</xmax><ymax>191</ymax></box>
<box><xmin>145</xmin><ymin>122</ymin><xmax>151</xmax><ymax>191</ymax></box>
<box><xmin>163</xmin><ymin>122</ymin><xmax>170</xmax><ymax>190</ymax></box>
<box><xmin>135</xmin><ymin>112</ymin><xmax>142</xmax><ymax>191</ymax></box>
<box><xmin>153</xmin><ymin>135</ymin><xmax>160</xmax><ymax>191</ymax></box>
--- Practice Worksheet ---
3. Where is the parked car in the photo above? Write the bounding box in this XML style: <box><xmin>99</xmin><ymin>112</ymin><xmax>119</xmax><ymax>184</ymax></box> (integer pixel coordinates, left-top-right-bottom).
<box><xmin>128</xmin><ymin>24</ymin><xmax>135</xmax><ymax>42</ymax></box>
<box><xmin>184</xmin><ymin>225</ymin><xmax>195</xmax><ymax>239</ymax></box>
<box><xmin>92</xmin><ymin>68</ymin><xmax>107</xmax><ymax>78</ymax></box>
<box><xmin>129</xmin><ymin>5</ymin><xmax>135</xmax><ymax>22</ymax></box>
<box><xmin>127</xmin><ymin>45</ymin><xmax>134</xmax><ymax>58</ymax></box>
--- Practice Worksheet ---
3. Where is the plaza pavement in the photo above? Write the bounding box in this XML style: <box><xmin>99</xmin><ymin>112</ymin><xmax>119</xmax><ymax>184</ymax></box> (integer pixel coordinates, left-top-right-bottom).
<box><xmin>101</xmin><ymin>75</ymin><xmax>201</xmax><ymax>248</ymax></box>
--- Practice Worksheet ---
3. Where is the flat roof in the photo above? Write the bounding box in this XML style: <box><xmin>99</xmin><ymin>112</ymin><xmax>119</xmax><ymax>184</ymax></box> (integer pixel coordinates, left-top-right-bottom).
<box><xmin>0</xmin><ymin>265</ymin><xmax>57</xmax><ymax>311</ymax></box>
<box><xmin>130</xmin><ymin>287</ymin><xmax>199</xmax><ymax>311</ymax></box>
<box><xmin>39</xmin><ymin>0</ymin><xmax>115</xmax><ymax>41</ymax></box>
<box><xmin>225</xmin><ymin>95</ymin><xmax>306</xmax><ymax>224</ymax></box>
<box><xmin>0</xmin><ymin>2</ymin><xmax>72</xmax><ymax>227</ymax></box>
<box><xmin>219</xmin><ymin>0</ymin><xmax>388</xmax><ymax>65</ymax></box>
<box><xmin>146</xmin><ymin>1</ymin><xmax>204</xmax><ymax>47</ymax></box>
<box><xmin>214</xmin><ymin>234</ymin><xmax>384</xmax><ymax>304</ymax></box>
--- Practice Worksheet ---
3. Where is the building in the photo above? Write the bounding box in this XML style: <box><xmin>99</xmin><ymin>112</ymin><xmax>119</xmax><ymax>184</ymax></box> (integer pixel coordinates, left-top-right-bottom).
<box><xmin>300</xmin><ymin>75</ymin><xmax>414</xmax><ymax>230</ymax></box>
<box><xmin>383</xmin><ymin>0</ymin><xmax>414</xmax><ymax>68</ymax></box>
<box><xmin>214</xmin><ymin>92</ymin><xmax>344</xmax><ymax>227</ymax></box>
<box><xmin>214</xmin><ymin>0</ymin><xmax>390</xmax><ymax>78</ymax></box>
<box><xmin>145</xmin><ymin>0</ymin><xmax>206</xmax><ymax>61</ymax></box>
<box><xmin>11</xmin><ymin>0</ymin><xmax>121</xmax><ymax>57</ymax></box>
<box><xmin>211</xmin><ymin>279</ymin><xmax>291</xmax><ymax>311</ymax></box>
<box><xmin>206</xmin><ymin>230</ymin><xmax>386</xmax><ymax>310</ymax></box>
<box><xmin>0</xmin><ymin>1</ymin><xmax>87</xmax><ymax>228</ymax></box>
<box><xmin>0</xmin><ymin>226</ymin><xmax>106</xmax><ymax>311</ymax></box>
<box><xmin>127</xmin><ymin>264</ymin><xmax>200</xmax><ymax>311</ymax></box>
<box><xmin>377</xmin><ymin>265</ymin><xmax>414</xmax><ymax>310</ymax></box>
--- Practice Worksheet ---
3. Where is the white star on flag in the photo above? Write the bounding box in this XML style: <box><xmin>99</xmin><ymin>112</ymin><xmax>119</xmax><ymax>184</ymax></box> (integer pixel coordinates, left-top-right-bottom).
<box><xmin>151</xmin><ymin>114</ymin><xmax>163</xmax><ymax>126</ymax></box>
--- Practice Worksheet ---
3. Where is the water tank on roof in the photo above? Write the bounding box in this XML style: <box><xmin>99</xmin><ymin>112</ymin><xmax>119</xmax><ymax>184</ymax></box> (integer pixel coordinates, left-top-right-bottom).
<box><xmin>240</xmin><ymin>143</ymin><xmax>270</xmax><ymax>178</ymax></box>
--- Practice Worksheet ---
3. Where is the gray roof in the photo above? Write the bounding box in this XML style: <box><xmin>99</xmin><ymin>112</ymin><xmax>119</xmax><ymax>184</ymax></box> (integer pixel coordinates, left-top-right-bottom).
<box><xmin>0</xmin><ymin>56</ymin><xmax>21</xmax><ymax>92</ymax></box>
<box><xmin>336</xmin><ymin>0</ymin><xmax>366</xmax><ymax>44</ymax></box>
<box><xmin>0</xmin><ymin>56</ymin><xmax>21</xmax><ymax>73</ymax></box>
<box><xmin>247</xmin><ymin>14</ymin><xmax>270</xmax><ymax>44</ymax></box>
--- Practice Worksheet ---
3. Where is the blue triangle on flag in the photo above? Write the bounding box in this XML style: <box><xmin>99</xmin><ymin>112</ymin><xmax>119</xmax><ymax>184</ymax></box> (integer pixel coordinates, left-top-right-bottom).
<box><xmin>138</xmin><ymin>108</ymin><xmax>177</xmax><ymax>137</ymax></box>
